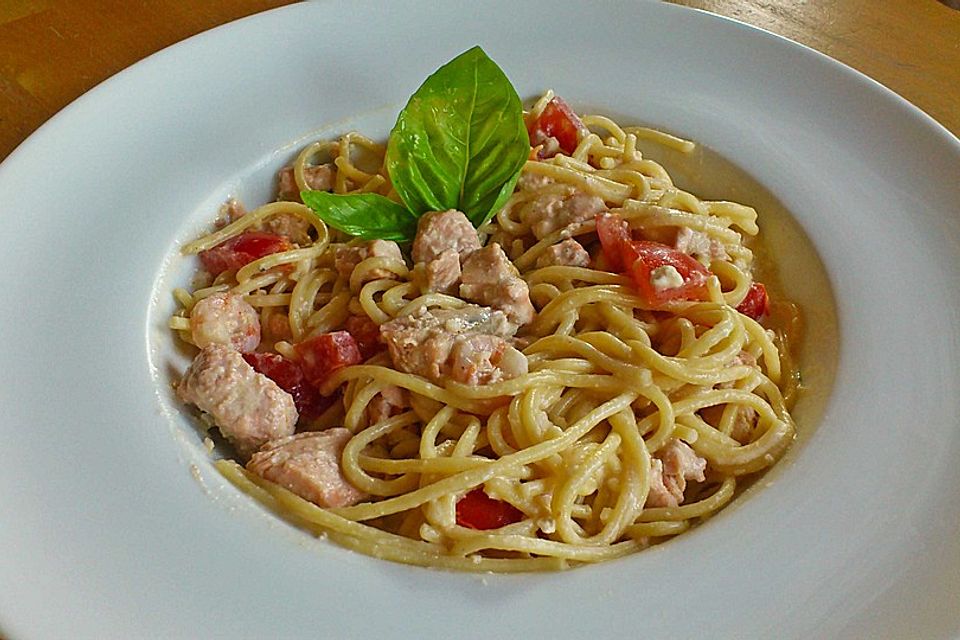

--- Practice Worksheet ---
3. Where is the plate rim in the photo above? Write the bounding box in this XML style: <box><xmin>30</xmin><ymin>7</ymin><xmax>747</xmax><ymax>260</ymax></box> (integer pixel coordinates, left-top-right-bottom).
<box><xmin>1</xmin><ymin>1</ymin><xmax>959</xmax><ymax>638</ymax></box>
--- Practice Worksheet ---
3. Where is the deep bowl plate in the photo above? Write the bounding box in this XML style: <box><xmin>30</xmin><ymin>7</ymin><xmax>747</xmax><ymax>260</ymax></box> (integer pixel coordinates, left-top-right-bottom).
<box><xmin>1</xmin><ymin>1</ymin><xmax>958</xmax><ymax>638</ymax></box>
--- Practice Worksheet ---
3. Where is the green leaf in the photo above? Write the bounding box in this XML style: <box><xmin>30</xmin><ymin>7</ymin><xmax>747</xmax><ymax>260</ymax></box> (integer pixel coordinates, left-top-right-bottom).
<box><xmin>300</xmin><ymin>191</ymin><xmax>419</xmax><ymax>242</ymax></box>
<box><xmin>386</xmin><ymin>46</ymin><xmax>529</xmax><ymax>228</ymax></box>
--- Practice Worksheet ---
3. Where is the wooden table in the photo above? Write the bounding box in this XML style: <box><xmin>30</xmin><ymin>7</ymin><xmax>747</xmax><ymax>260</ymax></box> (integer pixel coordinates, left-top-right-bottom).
<box><xmin>1</xmin><ymin>0</ymin><xmax>958</xmax><ymax>161</ymax></box>
<box><xmin>0</xmin><ymin>3</ymin><xmax>956</xmax><ymax>638</ymax></box>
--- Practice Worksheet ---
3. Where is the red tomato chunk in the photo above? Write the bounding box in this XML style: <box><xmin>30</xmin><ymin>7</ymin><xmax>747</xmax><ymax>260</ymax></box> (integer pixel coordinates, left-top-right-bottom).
<box><xmin>294</xmin><ymin>331</ymin><xmax>363</xmax><ymax>389</ymax></box>
<box><xmin>344</xmin><ymin>315</ymin><xmax>384</xmax><ymax>360</ymax></box>
<box><xmin>242</xmin><ymin>352</ymin><xmax>332</xmax><ymax>422</ymax></box>
<box><xmin>528</xmin><ymin>96</ymin><xmax>584</xmax><ymax>156</ymax></box>
<box><xmin>596</xmin><ymin>212</ymin><xmax>710</xmax><ymax>307</ymax></box>
<box><xmin>199</xmin><ymin>231</ymin><xmax>293</xmax><ymax>276</ymax></box>
<box><xmin>455</xmin><ymin>488</ymin><xmax>524</xmax><ymax>530</ymax></box>
<box><xmin>736</xmin><ymin>282</ymin><xmax>770</xmax><ymax>320</ymax></box>
<box><xmin>626</xmin><ymin>241</ymin><xmax>710</xmax><ymax>306</ymax></box>
<box><xmin>595</xmin><ymin>212</ymin><xmax>632</xmax><ymax>271</ymax></box>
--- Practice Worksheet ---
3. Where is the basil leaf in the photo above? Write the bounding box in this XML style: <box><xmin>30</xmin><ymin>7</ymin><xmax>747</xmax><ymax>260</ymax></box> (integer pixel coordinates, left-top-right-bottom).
<box><xmin>386</xmin><ymin>46</ymin><xmax>529</xmax><ymax>228</ymax></box>
<box><xmin>300</xmin><ymin>191</ymin><xmax>419</xmax><ymax>242</ymax></box>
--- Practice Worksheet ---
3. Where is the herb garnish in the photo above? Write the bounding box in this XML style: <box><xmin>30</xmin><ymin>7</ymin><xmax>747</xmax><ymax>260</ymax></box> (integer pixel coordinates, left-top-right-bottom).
<box><xmin>302</xmin><ymin>46</ymin><xmax>528</xmax><ymax>241</ymax></box>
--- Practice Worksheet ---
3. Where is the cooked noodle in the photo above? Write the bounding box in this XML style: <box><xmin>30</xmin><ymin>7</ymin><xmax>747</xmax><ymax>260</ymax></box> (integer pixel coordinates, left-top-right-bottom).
<box><xmin>171</xmin><ymin>96</ymin><xmax>800</xmax><ymax>571</ymax></box>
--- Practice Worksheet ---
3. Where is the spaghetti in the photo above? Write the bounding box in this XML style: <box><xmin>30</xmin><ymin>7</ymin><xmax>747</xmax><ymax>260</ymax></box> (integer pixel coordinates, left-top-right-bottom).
<box><xmin>170</xmin><ymin>91</ymin><xmax>801</xmax><ymax>572</ymax></box>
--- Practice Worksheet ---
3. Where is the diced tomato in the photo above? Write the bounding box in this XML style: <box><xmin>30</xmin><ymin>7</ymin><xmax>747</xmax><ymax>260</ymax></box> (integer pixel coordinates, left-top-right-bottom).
<box><xmin>243</xmin><ymin>352</ymin><xmax>301</xmax><ymax>393</ymax></box>
<box><xmin>344</xmin><ymin>315</ymin><xmax>384</xmax><ymax>360</ymax></box>
<box><xmin>242</xmin><ymin>352</ymin><xmax>334</xmax><ymax>422</ymax></box>
<box><xmin>736</xmin><ymin>282</ymin><xmax>770</xmax><ymax>320</ymax></box>
<box><xmin>455</xmin><ymin>488</ymin><xmax>524</xmax><ymax>530</ymax></box>
<box><xmin>627</xmin><ymin>241</ymin><xmax>710</xmax><ymax>306</ymax></box>
<box><xmin>199</xmin><ymin>231</ymin><xmax>293</xmax><ymax>276</ymax></box>
<box><xmin>596</xmin><ymin>212</ymin><xmax>710</xmax><ymax>307</ymax></box>
<box><xmin>527</xmin><ymin>96</ymin><xmax>584</xmax><ymax>156</ymax></box>
<box><xmin>294</xmin><ymin>331</ymin><xmax>363</xmax><ymax>389</ymax></box>
<box><xmin>595</xmin><ymin>212</ymin><xmax>633</xmax><ymax>271</ymax></box>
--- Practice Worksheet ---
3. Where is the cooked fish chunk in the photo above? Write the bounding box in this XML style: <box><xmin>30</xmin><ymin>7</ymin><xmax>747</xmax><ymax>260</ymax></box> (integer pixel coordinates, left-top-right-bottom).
<box><xmin>516</xmin><ymin>172</ymin><xmax>553</xmax><ymax>192</ymax></box>
<box><xmin>536</xmin><ymin>238</ymin><xmax>591</xmax><ymax>268</ymax></box>
<box><xmin>520</xmin><ymin>190</ymin><xmax>606</xmax><ymax>239</ymax></box>
<box><xmin>189</xmin><ymin>292</ymin><xmax>261</xmax><ymax>353</ymax></box>
<box><xmin>460</xmin><ymin>243</ymin><xmax>536</xmax><ymax>326</ymax></box>
<box><xmin>411</xmin><ymin>209</ymin><xmax>482</xmax><ymax>295</ymax></box>
<box><xmin>334</xmin><ymin>239</ymin><xmax>404</xmax><ymax>283</ymax></box>
<box><xmin>645</xmin><ymin>439</ymin><xmax>707</xmax><ymax>508</ymax></box>
<box><xmin>379</xmin><ymin>305</ymin><xmax>526</xmax><ymax>386</ymax></box>
<box><xmin>367</xmin><ymin>385</ymin><xmax>410</xmax><ymax>425</ymax></box>
<box><xmin>177</xmin><ymin>344</ymin><xmax>297</xmax><ymax>459</ymax></box>
<box><xmin>674</xmin><ymin>226</ymin><xmax>729</xmax><ymax>265</ymax></box>
<box><xmin>260</xmin><ymin>212</ymin><xmax>313</xmax><ymax>246</ymax></box>
<box><xmin>447</xmin><ymin>333</ymin><xmax>528</xmax><ymax>385</ymax></box>
<box><xmin>412</xmin><ymin>209</ymin><xmax>480</xmax><ymax>264</ymax></box>
<box><xmin>247</xmin><ymin>428</ymin><xmax>367</xmax><ymax>508</ymax></box>
<box><xmin>728</xmin><ymin>405</ymin><xmax>758</xmax><ymax>443</ymax></box>
<box><xmin>418</xmin><ymin>248</ymin><xmax>462</xmax><ymax>294</ymax></box>
<box><xmin>277</xmin><ymin>163</ymin><xmax>336</xmax><ymax>201</ymax></box>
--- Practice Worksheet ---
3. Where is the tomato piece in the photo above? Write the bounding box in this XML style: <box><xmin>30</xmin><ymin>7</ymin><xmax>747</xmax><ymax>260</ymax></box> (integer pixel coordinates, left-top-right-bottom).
<box><xmin>294</xmin><ymin>331</ymin><xmax>363</xmax><ymax>389</ymax></box>
<box><xmin>627</xmin><ymin>241</ymin><xmax>710</xmax><ymax>306</ymax></box>
<box><xmin>528</xmin><ymin>96</ymin><xmax>584</xmax><ymax>156</ymax></box>
<box><xmin>595</xmin><ymin>212</ymin><xmax>633</xmax><ymax>271</ymax></box>
<box><xmin>455</xmin><ymin>488</ymin><xmax>524</xmax><ymax>530</ymax></box>
<box><xmin>243</xmin><ymin>352</ymin><xmax>301</xmax><ymax>391</ymax></box>
<box><xmin>344</xmin><ymin>315</ymin><xmax>384</xmax><ymax>360</ymax></box>
<box><xmin>597</xmin><ymin>212</ymin><xmax>710</xmax><ymax>307</ymax></box>
<box><xmin>736</xmin><ymin>282</ymin><xmax>770</xmax><ymax>320</ymax></box>
<box><xmin>241</xmin><ymin>352</ymin><xmax>333</xmax><ymax>422</ymax></box>
<box><xmin>199</xmin><ymin>231</ymin><xmax>293</xmax><ymax>276</ymax></box>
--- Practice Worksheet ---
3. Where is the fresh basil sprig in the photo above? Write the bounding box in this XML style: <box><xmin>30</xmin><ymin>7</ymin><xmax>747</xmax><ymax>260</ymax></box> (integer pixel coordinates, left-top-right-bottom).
<box><xmin>386</xmin><ymin>46</ymin><xmax>529</xmax><ymax>229</ymax></box>
<box><xmin>301</xmin><ymin>46</ymin><xmax>529</xmax><ymax>241</ymax></box>
<box><xmin>300</xmin><ymin>191</ymin><xmax>418</xmax><ymax>242</ymax></box>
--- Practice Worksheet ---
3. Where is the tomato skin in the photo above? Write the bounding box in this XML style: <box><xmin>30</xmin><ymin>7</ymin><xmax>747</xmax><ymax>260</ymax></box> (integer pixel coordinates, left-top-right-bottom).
<box><xmin>294</xmin><ymin>331</ymin><xmax>363</xmax><ymax>389</ymax></box>
<box><xmin>242</xmin><ymin>352</ymin><xmax>301</xmax><ymax>391</ymax></box>
<box><xmin>455</xmin><ymin>488</ymin><xmax>524</xmax><ymax>530</ymax></box>
<box><xmin>736</xmin><ymin>282</ymin><xmax>770</xmax><ymax>320</ymax></box>
<box><xmin>528</xmin><ymin>96</ymin><xmax>584</xmax><ymax>156</ymax></box>
<box><xmin>595</xmin><ymin>212</ymin><xmax>633</xmax><ymax>271</ymax></box>
<box><xmin>241</xmin><ymin>352</ymin><xmax>333</xmax><ymax>422</ymax></box>
<box><xmin>344</xmin><ymin>315</ymin><xmax>384</xmax><ymax>360</ymax></box>
<box><xmin>627</xmin><ymin>241</ymin><xmax>710</xmax><ymax>306</ymax></box>
<box><xmin>596</xmin><ymin>212</ymin><xmax>710</xmax><ymax>307</ymax></box>
<box><xmin>199</xmin><ymin>232</ymin><xmax>293</xmax><ymax>276</ymax></box>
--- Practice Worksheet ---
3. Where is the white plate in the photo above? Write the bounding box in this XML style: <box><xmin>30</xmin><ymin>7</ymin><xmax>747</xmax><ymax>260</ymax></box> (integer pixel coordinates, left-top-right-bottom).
<box><xmin>2</xmin><ymin>1</ymin><xmax>959</xmax><ymax>638</ymax></box>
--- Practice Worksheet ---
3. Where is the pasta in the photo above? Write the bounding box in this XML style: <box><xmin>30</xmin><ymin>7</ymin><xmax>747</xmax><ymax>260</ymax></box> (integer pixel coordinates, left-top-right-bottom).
<box><xmin>170</xmin><ymin>90</ymin><xmax>801</xmax><ymax>572</ymax></box>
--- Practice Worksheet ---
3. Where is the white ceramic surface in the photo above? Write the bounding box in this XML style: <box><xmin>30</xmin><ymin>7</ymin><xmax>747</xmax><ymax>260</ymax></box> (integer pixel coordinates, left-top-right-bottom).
<box><xmin>1</xmin><ymin>1</ymin><xmax>958</xmax><ymax>638</ymax></box>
